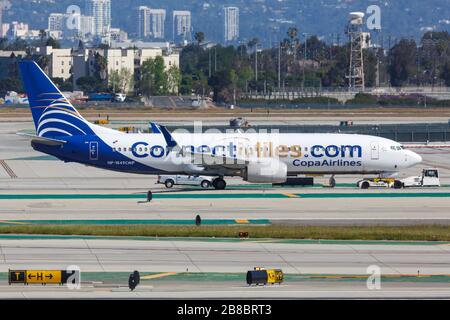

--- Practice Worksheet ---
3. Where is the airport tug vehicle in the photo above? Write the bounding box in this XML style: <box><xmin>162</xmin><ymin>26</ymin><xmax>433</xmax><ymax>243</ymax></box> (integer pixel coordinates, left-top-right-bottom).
<box><xmin>357</xmin><ymin>169</ymin><xmax>440</xmax><ymax>189</ymax></box>
<box><xmin>400</xmin><ymin>168</ymin><xmax>440</xmax><ymax>188</ymax></box>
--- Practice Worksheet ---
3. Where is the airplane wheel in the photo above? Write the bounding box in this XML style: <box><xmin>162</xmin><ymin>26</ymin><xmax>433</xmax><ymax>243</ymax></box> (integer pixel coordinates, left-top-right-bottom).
<box><xmin>201</xmin><ymin>180</ymin><xmax>211</xmax><ymax>189</ymax></box>
<box><xmin>393</xmin><ymin>180</ymin><xmax>403</xmax><ymax>189</ymax></box>
<box><xmin>165</xmin><ymin>179</ymin><xmax>174</xmax><ymax>189</ymax></box>
<box><xmin>361</xmin><ymin>181</ymin><xmax>370</xmax><ymax>190</ymax></box>
<box><xmin>213</xmin><ymin>178</ymin><xmax>227</xmax><ymax>190</ymax></box>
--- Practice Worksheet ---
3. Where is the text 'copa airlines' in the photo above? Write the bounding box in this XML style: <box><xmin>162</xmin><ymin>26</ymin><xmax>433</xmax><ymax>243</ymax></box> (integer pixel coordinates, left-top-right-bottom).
<box><xmin>18</xmin><ymin>61</ymin><xmax>422</xmax><ymax>190</ymax></box>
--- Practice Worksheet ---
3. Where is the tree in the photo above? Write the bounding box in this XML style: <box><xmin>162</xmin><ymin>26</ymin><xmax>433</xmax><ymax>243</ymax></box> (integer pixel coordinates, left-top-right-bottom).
<box><xmin>286</xmin><ymin>27</ymin><xmax>300</xmax><ymax>61</ymax></box>
<box><xmin>76</xmin><ymin>76</ymin><xmax>101</xmax><ymax>93</ymax></box>
<box><xmin>247</xmin><ymin>37</ymin><xmax>259</xmax><ymax>53</ymax></box>
<box><xmin>94</xmin><ymin>53</ymin><xmax>108</xmax><ymax>81</ymax></box>
<box><xmin>209</xmin><ymin>69</ymin><xmax>235</xmax><ymax>102</ymax></box>
<box><xmin>389</xmin><ymin>39</ymin><xmax>418</xmax><ymax>87</ymax></box>
<box><xmin>167</xmin><ymin>65</ymin><xmax>181</xmax><ymax>94</ymax></box>
<box><xmin>45</xmin><ymin>37</ymin><xmax>61</xmax><ymax>49</ymax></box>
<box><xmin>0</xmin><ymin>77</ymin><xmax>22</xmax><ymax>97</ymax></box>
<box><xmin>441</xmin><ymin>61</ymin><xmax>450</xmax><ymax>86</ymax></box>
<box><xmin>0</xmin><ymin>37</ymin><xmax>8</xmax><ymax>50</ymax></box>
<box><xmin>109</xmin><ymin>68</ymin><xmax>134</xmax><ymax>93</ymax></box>
<box><xmin>52</xmin><ymin>77</ymin><xmax>73</xmax><ymax>91</ymax></box>
<box><xmin>39</xmin><ymin>29</ymin><xmax>47</xmax><ymax>46</ymax></box>
<box><xmin>140</xmin><ymin>56</ymin><xmax>168</xmax><ymax>97</ymax></box>
<box><xmin>35</xmin><ymin>55</ymin><xmax>50</xmax><ymax>74</ymax></box>
<box><xmin>180</xmin><ymin>74</ymin><xmax>193</xmax><ymax>95</ymax></box>
<box><xmin>194</xmin><ymin>32</ymin><xmax>205</xmax><ymax>45</ymax></box>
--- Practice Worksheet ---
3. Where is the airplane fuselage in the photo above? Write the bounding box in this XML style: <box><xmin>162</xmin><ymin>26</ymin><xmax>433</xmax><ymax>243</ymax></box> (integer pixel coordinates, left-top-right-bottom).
<box><xmin>33</xmin><ymin>127</ymin><xmax>422</xmax><ymax>177</ymax></box>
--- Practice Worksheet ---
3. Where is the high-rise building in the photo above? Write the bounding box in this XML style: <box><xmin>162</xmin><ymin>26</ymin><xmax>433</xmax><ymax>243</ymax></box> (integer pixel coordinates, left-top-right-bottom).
<box><xmin>138</xmin><ymin>6</ymin><xmax>151</xmax><ymax>39</ymax></box>
<box><xmin>48</xmin><ymin>13</ymin><xmax>66</xmax><ymax>32</ymax></box>
<box><xmin>0</xmin><ymin>6</ymin><xmax>3</xmax><ymax>35</ymax></box>
<box><xmin>79</xmin><ymin>15</ymin><xmax>95</xmax><ymax>37</ymax></box>
<box><xmin>149</xmin><ymin>9</ymin><xmax>166</xmax><ymax>39</ymax></box>
<box><xmin>138</xmin><ymin>6</ymin><xmax>166</xmax><ymax>40</ymax></box>
<box><xmin>10</xmin><ymin>21</ymin><xmax>29</xmax><ymax>38</ymax></box>
<box><xmin>224</xmin><ymin>7</ymin><xmax>239</xmax><ymax>43</ymax></box>
<box><xmin>85</xmin><ymin>0</ymin><xmax>111</xmax><ymax>37</ymax></box>
<box><xmin>173</xmin><ymin>10</ymin><xmax>191</xmax><ymax>42</ymax></box>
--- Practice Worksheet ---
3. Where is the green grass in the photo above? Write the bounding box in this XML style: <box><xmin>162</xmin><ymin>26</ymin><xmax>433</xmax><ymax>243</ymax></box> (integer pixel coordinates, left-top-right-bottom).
<box><xmin>0</xmin><ymin>225</ymin><xmax>450</xmax><ymax>241</ymax></box>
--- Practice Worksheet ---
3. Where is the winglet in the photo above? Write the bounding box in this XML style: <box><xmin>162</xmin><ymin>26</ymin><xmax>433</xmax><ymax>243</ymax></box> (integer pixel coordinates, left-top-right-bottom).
<box><xmin>150</xmin><ymin>122</ymin><xmax>162</xmax><ymax>134</ymax></box>
<box><xmin>158</xmin><ymin>125</ymin><xmax>178</xmax><ymax>148</ymax></box>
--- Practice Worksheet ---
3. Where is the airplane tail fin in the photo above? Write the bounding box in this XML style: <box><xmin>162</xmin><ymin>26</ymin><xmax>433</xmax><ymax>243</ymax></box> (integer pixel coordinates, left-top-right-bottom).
<box><xmin>19</xmin><ymin>60</ymin><xmax>94</xmax><ymax>138</ymax></box>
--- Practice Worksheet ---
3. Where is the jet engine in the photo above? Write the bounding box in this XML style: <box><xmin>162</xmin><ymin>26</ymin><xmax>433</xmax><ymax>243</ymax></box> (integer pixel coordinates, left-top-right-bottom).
<box><xmin>243</xmin><ymin>159</ymin><xmax>287</xmax><ymax>184</ymax></box>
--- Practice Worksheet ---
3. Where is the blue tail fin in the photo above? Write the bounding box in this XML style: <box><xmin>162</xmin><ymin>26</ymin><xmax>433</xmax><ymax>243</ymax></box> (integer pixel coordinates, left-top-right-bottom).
<box><xmin>19</xmin><ymin>60</ymin><xmax>93</xmax><ymax>138</ymax></box>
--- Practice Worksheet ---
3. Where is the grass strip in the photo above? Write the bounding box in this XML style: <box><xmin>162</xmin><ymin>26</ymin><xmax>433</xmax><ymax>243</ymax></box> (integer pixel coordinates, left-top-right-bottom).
<box><xmin>0</xmin><ymin>225</ymin><xmax>450</xmax><ymax>241</ymax></box>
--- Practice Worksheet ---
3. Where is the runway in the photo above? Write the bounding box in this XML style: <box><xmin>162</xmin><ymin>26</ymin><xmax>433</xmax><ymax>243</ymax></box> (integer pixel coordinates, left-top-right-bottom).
<box><xmin>0</xmin><ymin>122</ymin><xmax>450</xmax><ymax>226</ymax></box>
<box><xmin>0</xmin><ymin>237</ymin><xmax>449</xmax><ymax>298</ymax></box>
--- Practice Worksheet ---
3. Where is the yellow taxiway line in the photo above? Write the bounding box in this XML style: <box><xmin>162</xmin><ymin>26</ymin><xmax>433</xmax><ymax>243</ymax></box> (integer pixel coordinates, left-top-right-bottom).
<box><xmin>141</xmin><ymin>272</ymin><xmax>177</xmax><ymax>280</ymax></box>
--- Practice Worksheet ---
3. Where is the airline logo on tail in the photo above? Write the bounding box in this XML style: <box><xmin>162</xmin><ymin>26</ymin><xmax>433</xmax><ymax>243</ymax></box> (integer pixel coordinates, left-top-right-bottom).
<box><xmin>19</xmin><ymin>61</ymin><xmax>94</xmax><ymax>138</ymax></box>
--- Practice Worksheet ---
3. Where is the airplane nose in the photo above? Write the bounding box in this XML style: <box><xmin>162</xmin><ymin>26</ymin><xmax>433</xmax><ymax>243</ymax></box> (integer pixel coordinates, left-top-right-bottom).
<box><xmin>409</xmin><ymin>151</ymin><xmax>422</xmax><ymax>166</ymax></box>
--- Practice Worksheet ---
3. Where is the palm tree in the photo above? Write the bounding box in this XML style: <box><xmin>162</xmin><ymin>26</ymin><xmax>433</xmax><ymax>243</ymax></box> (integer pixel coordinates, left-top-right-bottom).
<box><xmin>194</xmin><ymin>32</ymin><xmax>205</xmax><ymax>46</ymax></box>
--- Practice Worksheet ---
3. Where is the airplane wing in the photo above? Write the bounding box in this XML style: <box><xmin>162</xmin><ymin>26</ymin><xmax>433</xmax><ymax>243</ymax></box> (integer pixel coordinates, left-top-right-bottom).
<box><xmin>17</xmin><ymin>133</ymin><xmax>67</xmax><ymax>146</ymax></box>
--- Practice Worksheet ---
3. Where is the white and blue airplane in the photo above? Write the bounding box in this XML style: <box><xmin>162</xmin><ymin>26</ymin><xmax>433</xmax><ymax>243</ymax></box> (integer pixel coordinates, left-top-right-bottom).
<box><xmin>18</xmin><ymin>60</ymin><xmax>422</xmax><ymax>191</ymax></box>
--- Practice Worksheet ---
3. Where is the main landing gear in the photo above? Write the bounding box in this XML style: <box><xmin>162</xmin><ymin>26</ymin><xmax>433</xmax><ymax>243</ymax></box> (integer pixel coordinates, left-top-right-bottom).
<box><xmin>212</xmin><ymin>177</ymin><xmax>227</xmax><ymax>190</ymax></box>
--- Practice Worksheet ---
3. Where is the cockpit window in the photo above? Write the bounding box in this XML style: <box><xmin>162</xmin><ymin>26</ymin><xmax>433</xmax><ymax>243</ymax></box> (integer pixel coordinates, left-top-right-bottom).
<box><xmin>390</xmin><ymin>146</ymin><xmax>404</xmax><ymax>151</ymax></box>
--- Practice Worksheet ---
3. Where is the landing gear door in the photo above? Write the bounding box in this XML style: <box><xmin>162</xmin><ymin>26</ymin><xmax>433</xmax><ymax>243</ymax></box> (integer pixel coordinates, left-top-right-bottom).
<box><xmin>89</xmin><ymin>141</ymin><xmax>99</xmax><ymax>161</ymax></box>
<box><xmin>370</xmin><ymin>142</ymin><xmax>379</xmax><ymax>160</ymax></box>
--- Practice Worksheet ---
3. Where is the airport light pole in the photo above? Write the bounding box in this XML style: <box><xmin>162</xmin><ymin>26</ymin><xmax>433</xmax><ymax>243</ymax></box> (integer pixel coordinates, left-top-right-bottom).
<box><xmin>278</xmin><ymin>41</ymin><xmax>281</xmax><ymax>90</ymax></box>
<box><xmin>302</xmin><ymin>33</ymin><xmax>308</xmax><ymax>91</ymax></box>
<box><xmin>255</xmin><ymin>44</ymin><xmax>259</xmax><ymax>82</ymax></box>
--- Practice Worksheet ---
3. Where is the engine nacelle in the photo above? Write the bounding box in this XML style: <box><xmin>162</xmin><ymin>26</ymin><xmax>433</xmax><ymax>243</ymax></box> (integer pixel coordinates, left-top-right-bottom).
<box><xmin>244</xmin><ymin>159</ymin><xmax>287</xmax><ymax>184</ymax></box>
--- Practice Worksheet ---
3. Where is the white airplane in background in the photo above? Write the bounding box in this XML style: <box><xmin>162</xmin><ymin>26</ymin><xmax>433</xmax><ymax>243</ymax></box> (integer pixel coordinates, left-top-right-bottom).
<box><xmin>18</xmin><ymin>60</ymin><xmax>423</xmax><ymax>192</ymax></box>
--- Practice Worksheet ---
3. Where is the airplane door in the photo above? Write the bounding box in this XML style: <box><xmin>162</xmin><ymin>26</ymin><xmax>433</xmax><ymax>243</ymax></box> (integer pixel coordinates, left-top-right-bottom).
<box><xmin>370</xmin><ymin>142</ymin><xmax>379</xmax><ymax>160</ymax></box>
<box><xmin>89</xmin><ymin>142</ymin><xmax>99</xmax><ymax>161</ymax></box>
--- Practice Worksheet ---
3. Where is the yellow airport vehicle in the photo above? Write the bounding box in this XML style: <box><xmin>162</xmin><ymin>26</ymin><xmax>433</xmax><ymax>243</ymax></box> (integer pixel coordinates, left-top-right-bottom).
<box><xmin>118</xmin><ymin>127</ymin><xmax>139</xmax><ymax>133</ymax></box>
<box><xmin>246</xmin><ymin>268</ymin><xmax>284</xmax><ymax>286</ymax></box>
<box><xmin>94</xmin><ymin>119</ymin><xmax>109</xmax><ymax>125</ymax></box>
<box><xmin>266</xmin><ymin>269</ymin><xmax>284</xmax><ymax>285</ymax></box>
<box><xmin>357</xmin><ymin>177</ymin><xmax>396</xmax><ymax>189</ymax></box>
